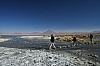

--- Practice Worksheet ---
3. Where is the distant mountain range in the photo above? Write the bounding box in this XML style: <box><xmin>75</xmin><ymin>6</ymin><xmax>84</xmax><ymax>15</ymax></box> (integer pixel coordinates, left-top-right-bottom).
<box><xmin>0</xmin><ymin>30</ymin><xmax>100</xmax><ymax>35</ymax></box>
<box><xmin>92</xmin><ymin>31</ymin><xmax>100</xmax><ymax>34</ymax></box>
<box><xmin>30</xmin><ymin>32</ymin><xmax>42</xmax><ymax>34</ymax></box>
<box><xmin>11</xmin><ymin>30</ymin><xmax>57</xmax><ymax>35</ymax></box>
<box><xmin>30</xmin><ymin>30</ymin><xmax>100</xmax><ymax>34</ymax></box>
<box><xmin>12</xmin><ymin>30</ymin><xmax>66</xmax><ymax>35</ymax></box>
<box><xmin>42</xmin><ymin>30</ymin><xmax>57</xmax><ymax>34</ymax></box>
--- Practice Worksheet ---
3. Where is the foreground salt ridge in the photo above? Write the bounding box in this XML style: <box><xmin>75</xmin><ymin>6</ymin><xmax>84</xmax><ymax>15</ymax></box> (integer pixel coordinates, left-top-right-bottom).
<box><xmin>20</xmin><ymin>36</ymin><xmax>51</xmax><ymax>39</ymax></box>
<box><xmin>0</xmin><ymin>47</ymin><xmax>86</xmax><ymax>66</ymax></box>
<box><xmin>20</xmin><ymin>36</ymin><xmax>59</xmax><ymax>39</ymax></box>
<box><xmin>0</xmin><ymin>38</ymin><xmax>11</xmax><ymax>42</ymax></box>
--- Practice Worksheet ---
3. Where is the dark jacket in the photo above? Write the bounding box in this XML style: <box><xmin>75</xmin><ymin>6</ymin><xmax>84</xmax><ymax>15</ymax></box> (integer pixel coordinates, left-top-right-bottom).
<box><xmin>89</xmin><ymin>34</ymin><xmax>93</xmax><ymax>39</ymax></box>
<box><xmin>50</xmin><ymin>36</ymin><xmax>54</xmax><ymax>42</ymax></box>
<box><xmin>73</xmin><ymin>37</ymin><xmax>76</xmax><ymax>42</ymax></box>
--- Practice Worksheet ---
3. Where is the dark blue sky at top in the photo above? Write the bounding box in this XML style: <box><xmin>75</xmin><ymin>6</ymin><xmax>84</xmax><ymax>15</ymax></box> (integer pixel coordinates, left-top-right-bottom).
<box><xmin>0</xmin><ymin>0</ymin><xmax>100</xmax><ymax>33</ymax></box>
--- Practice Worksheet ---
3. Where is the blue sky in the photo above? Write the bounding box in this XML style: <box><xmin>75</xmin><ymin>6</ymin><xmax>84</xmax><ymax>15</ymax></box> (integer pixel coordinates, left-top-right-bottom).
<box><xmin>0</xmin><ymin>0</ymin><xmax>100</xmax><ymax>33</ymax></box>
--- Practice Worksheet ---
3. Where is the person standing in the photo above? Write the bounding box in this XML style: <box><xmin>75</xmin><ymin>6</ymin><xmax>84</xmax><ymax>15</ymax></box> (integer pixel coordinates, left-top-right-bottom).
<box><xmin>72</xmin><ymin>36</ymin><xmax>77</xmax><ymax>46</ymax></box>
<box><xmin>49</xmin><ymin>34</ymin><xmax>56</xmax><ymax>49</ymax></box>
<box><xmin>89</xmin><ymin>33</ymin><xmax>93</xmax><ymax>44</ymax></box>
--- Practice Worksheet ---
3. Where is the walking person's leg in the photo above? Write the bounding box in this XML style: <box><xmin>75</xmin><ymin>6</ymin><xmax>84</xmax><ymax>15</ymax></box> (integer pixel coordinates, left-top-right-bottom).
<box><xmin>52</xmin><ymin>43</ymin><xmax>56</xmax><ymax>49</ymax></box>
<box><xmin>90</xmin><ymin>38</ymin><xmax>92</xmax><ymax>44</ymax></box>
<box><xmin>73</xmin><ymin>41</ymin><xmax>76</xmax><ymax>46</ymax></box>
<box><xmin>73</xmin><ymin>41</ymin><xmax>75</xmax><ymax>46</ymax></box>
<box><xmin>91</xmin><ymin>39</ymin><xmax>92</xmax><ymax>44</ymax></box>
<box><xmin>49</xmin><ymin>43</ymin><xmax>53</xmax><ymax>49</ymax></box>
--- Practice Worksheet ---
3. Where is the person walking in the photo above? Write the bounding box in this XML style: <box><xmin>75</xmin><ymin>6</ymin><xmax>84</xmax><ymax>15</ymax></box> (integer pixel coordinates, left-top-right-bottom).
<box><xmin>89</xmin><ymin>33</ymin><xmax>93</xmax><ymax>44</ymax></box>
<box><xmin>72</xmin><ymin>36</ymin><xmax>77</xmax><ymax>46</ymax></box>
<box><xmin>49</xmin><ymin>34</ymin><xmax>56</xmax><ymax>49</ymax></box>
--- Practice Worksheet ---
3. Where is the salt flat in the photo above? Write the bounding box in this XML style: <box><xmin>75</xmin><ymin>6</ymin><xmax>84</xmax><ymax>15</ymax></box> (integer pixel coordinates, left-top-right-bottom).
<box><xmin>0</xmin><ymin>36</ymin><xmax>100</xmax><ymax>66</ymax></box>
<box><xmin>0</xmin><ymin>47</ymin><xmax>89</xmax><ymax>66</ymax></box>
<box><xmin>0</xmin><ymin>38</ymin><xmax>10</xmax><ymax>42</ymax></box>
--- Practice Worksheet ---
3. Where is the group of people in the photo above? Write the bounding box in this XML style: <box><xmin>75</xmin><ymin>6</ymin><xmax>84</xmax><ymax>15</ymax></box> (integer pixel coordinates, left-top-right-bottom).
<box><xmin>49</xmin><ymin>33</ymin><xmax>93</xmax><ymax>49</ymax></box>
<box><xmin>73</xmin><ymin>33</ymin><xmax>93</xmax><ymax>46</ymax></box>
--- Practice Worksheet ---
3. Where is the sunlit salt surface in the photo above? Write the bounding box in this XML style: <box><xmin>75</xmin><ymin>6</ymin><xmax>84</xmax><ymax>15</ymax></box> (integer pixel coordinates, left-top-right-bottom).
<box><xmin>20</xmin><ymin>36</ymin><xmax>51</xmax><ymax>39</ymax></box>
<box><xmin>0</xmin><ymin>36</ymin><xmax>99</xmax><ymax>66</ymax></box>
<box><xmin>0</xmin><ymin>47</ymin><xmax>87</xmax><ymax>66</ymax></box>
<box><xmin>0</xmin><ymin>38</ymin><xmax>11</xmax><ymax>42</ymax></box>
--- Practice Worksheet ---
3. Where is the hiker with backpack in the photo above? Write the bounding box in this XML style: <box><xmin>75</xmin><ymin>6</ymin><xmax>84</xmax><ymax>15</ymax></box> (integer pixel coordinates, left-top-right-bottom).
<box><xmin>72</xmin><ymin>36</ymin><xmax>77</xmax><ymax>46</ymax></box>
<box><xmin>89</xmin><ymin>33</ymin><xmax>93</xmax><ymax>44</ymax></box>
<box><xmin>49</xmin><ymin>34</ymin><xmax>56</xmax><ymax>49</ymax></box>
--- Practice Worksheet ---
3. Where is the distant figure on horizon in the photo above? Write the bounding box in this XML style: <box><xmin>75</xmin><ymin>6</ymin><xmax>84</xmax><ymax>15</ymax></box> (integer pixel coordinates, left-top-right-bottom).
<box><xmin>49</xmin><ymin>34</ymin><xmax>56</xmax><ymax>49</ymax></box>
<box><xmin>89</xmin><ymin>33</ymin><xmax>93</xmax><ymax>44</ymax></box>
<box><xmin>72</xmin><ymin>36</ymin><xmax>77</xmax><ymax>46</ymax></box>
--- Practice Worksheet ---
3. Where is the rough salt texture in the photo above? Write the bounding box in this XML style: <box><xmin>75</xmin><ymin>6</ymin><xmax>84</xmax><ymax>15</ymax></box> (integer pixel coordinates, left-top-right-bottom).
<box><xmin>0</xmin><ymin>38</ymin><xmax>10</xmax><ymax>42</ymax></box>
<box><xmin>0</xmin><ymin>47</ymin><xmax>88</xmax><ymax>66</ymax></box>
<box><xmin>0</xmin><ymin>36</ymin><xmax>99</xmax><ymax>66</ymax></box>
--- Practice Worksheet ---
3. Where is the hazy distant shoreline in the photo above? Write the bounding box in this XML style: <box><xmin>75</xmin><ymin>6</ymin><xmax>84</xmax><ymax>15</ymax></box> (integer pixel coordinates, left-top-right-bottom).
<box><xmin>1</xmin><ymin>30</ymin><xmax>100</xmax><ymax>36</ymax></box>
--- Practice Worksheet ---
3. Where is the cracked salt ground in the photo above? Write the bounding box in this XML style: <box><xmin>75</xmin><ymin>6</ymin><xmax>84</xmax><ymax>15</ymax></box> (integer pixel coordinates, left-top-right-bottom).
<box><xmin>0</xmin><ymin>47</ymin><xmax>88</xmax><ymax>66</ymax></box>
